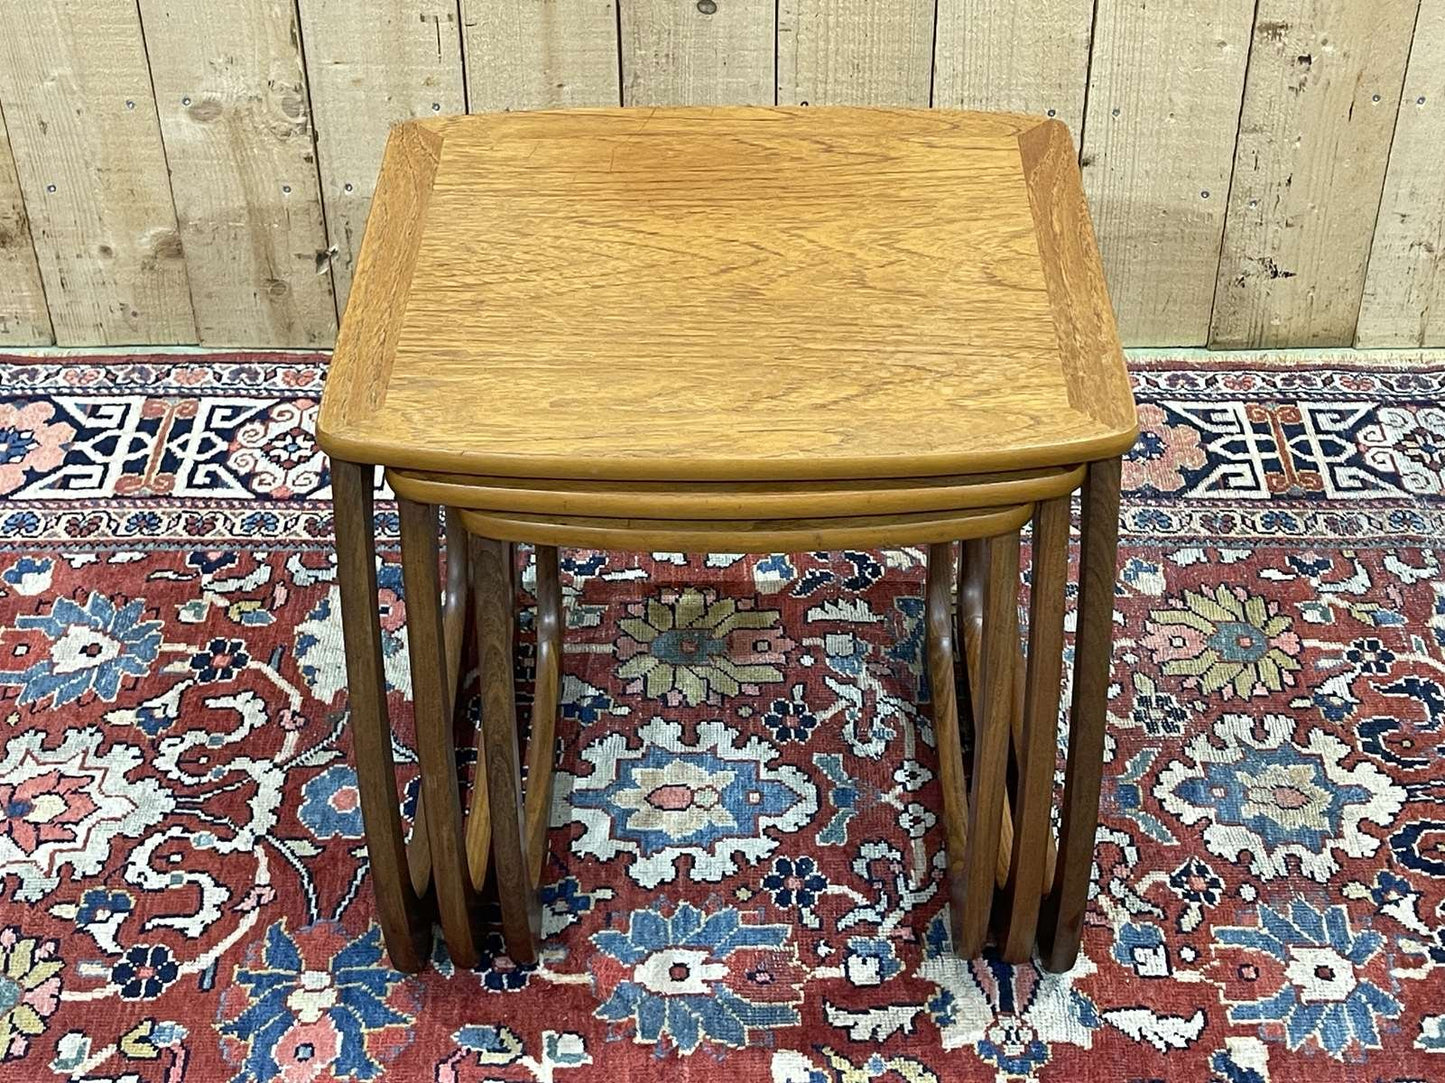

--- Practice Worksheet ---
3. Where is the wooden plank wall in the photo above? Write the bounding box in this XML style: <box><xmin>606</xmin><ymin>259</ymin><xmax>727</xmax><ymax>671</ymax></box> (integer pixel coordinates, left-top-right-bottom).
<box><xmin>298</xmin><ymin>0</ymin><xmax>466</xmax><ymax>314</ymax></box>
<box><xmin>0</xmin><ymin>0</ymin><xmax>194</xmax><ymax>345</ymax></box>
<box><xmin>0</xmin><ymin>0</ymin><xmax>1439</xmax><ymax>349</ymax></box>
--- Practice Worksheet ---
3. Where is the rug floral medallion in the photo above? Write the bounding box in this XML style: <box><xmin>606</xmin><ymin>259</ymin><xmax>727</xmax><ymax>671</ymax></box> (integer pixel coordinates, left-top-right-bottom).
<box><xmin>0</xmin><ymin>351</ymin><xmax>1441</xmax><ymax>1082</ymax></box>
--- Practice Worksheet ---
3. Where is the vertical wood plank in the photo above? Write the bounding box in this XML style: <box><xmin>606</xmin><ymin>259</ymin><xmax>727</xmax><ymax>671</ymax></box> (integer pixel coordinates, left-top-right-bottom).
<box><xmin>462</xmin><ymin>1</ymin><xmax>620</xmax><ymax>111</ymax></box>
<box><xmin>0</xmin><ymin>0</ymin><xmax>195</xmax><ymax>345</ymax></box>
<box><xmin>933</xmin><ymin>0</ymin><xmax>1094</xmax><ymax>141</ymax></box>
<box><xmin>299</xmin><ymin>0</ymin><xmax>465</xmax><ymax>317</ymax></box>
<box><xmin>1211</xmin><ymin>0</ymin><xmax>1419</xmax><ymax>347</ymax></box>
<box><xmin>1357</xmin><ymin>0</ymin><xmax>1444</xmax><ymax>347</ymax></box>
<box><xmin>0</xmin><ymin>112</ymin><xmax>52</xmax><ymax>345</ymax></box>
<box><xmin>777</xmin><ymin>0</ymin><xmax>935</xmax><ymax>106</ymax></box>
<box><xmin>622</xmin><ymin>0</ymin><xmax>774</xmax><ymax>105</ymax></box>
<box><xmin>140</xmin><ymin>0</ymin><xmax>336</xmax><ymax>347</ymax></box>
<box><xmin>1081</xmin><ymin>0</ymin><xmax>1254</xmax><ymax>346</ymax></box>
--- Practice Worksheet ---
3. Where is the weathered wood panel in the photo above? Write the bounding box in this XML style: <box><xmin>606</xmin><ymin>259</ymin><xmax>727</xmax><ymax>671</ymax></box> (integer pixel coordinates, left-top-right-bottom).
<box><xmin>1081</xmin><ymin>0</ymin><xmax>1254</xmax><ymax>346</ymax></box>
<box><xmin>933</xmin><ymin>0</ymin><xmax>1094</xmax><ymax>141</ymax></box>
<box><xmin>1210</xmin><ymin>0</ymin><xmax>1419</xmax><ymax>348</ymax></box>
<box><xmin>299</xmin><ymin>0</ymin><xmax>466</xmax><ymax>316</ymax></box>
<box><xmin>1357</xmin><ymin>0</ymin><xmax>1444</xmax><ymax>347</ymax></box>
<box><xmin>462</xmin><ymin>1</ymin><xmax>620</xmax><ymax>111</ymax></box>
<box><xmin>622</xmin><ymin>0</ymin><xmax>774</xmax><ymax>105</ymax></box>
<box><xmin>0</xmin><ymin>113</ymin><xmax>52</xmax><ymax>344</ymax></box>
<box><xmin>0</xmin><ymin>0</ymin><xmax>194</xmax><ymax>345</ymax></box>
<box><xmin>778</xmin><ymin>0</ymin><xmax>935</xmax><ymax>106</ymax></box>
<box><xmin>141</xmin><ymin>0</ymin><xmax>336</xmax><ymax>346</ymax></box>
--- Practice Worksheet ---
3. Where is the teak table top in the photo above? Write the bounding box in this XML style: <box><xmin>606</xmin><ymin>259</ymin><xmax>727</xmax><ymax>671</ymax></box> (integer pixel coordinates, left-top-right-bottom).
<box><xmin>318</xmin><ymin>107</ymin><xmax>1136</xmax><ymax>482</ymax></box>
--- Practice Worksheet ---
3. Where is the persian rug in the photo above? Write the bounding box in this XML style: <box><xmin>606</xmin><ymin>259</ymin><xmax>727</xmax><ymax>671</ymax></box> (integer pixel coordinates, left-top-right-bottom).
<box><xmin>0</xmin><ymin>349</ymin><xmax>1441</xmax><ymax>1082</ymax></box>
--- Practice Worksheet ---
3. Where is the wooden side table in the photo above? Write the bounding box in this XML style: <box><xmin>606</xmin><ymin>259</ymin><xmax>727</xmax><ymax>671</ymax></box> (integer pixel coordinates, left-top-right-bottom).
<box><xmin>316</xmin><ymin>107</ymin><xmax>1137</xmax><ymax>975</ymax></box>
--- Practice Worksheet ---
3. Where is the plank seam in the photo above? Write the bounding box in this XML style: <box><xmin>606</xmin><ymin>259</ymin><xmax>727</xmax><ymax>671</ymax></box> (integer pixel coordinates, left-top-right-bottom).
<box><xmin>455</xmin><ymin>0</ymin><xmax>472</xmax><ymax>113</ymax></box>
<box><xmin>1355</xmin><ymin>0</ymin><xmax>1427</xmax><ymax>347</ymax></box>
<box><xmin>773</xmin><ymin>0</ymin><xmax>780</xmax><ymax>106</ymax></box>
<box><xmin>1205</xmin><ymin>0</ymin><xmax>1263</xmax><ymax>348</ymax></box>
<box><xmin>289</xmin><ymin>0</ymin><xmax>339</xmax><ymax>330</ymax></box>
<box><xmin>615</xmin><ymin>1</ymin><xmax>626</xmax><ymax>106</ymax></box>
<box><xmin>1075</xmin><ymin>0</ymin><xmax>1103</xmax><ymax>164</ymax></box>
<box><xmin>130</xmin><ymin>0</ymin><xmax>199</xmax><ymax>345</ymax></box>
<box><xmin>927</xmin><ymin>0</ymin><xmax>939</xmax><ymax>108</ymax></box>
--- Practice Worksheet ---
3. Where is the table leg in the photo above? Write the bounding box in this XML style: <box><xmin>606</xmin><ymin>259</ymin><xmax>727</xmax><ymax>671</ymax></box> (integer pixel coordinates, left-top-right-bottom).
<box><xmin>1000</xmin><ymin>495</ymin><xmax>1070</xmax><ymax>962</ymax></box>
<box><xmin>958</xmin><ymin>527</ymin><xmax>1020</xmax><ymax>958</ymax></box>
<box><xmin>401</xmin><ymin>498</ymin><xmax>483</xmax><ymax>968</ymax></box>
<box><xmin>473</xmin><ymin>535</ymin><xmax>542</xmax><ymax>964</ymax></box>
<box><xmin>926</xmin><ymin>542</ymin><xmax>969</xmax><ymax>952</ymax></box>
<box><xmin>957</xmin><ymin>540</ymin><xmax>1025</xmax><ymax>897</ymax></box>
<box><xmin>332</xmin><ymin>459</ymin><xmax>432</xmax><ymax>973</ymax></box>
<box><xmin>1041</xmin><ymin>457</ymin><xmax>1122</xmax><ymax>972</ymax></box>
<box><xmin>524</xmin><ymin>545</ymin><xmax>563</xmax><ymax>888</ymax></box>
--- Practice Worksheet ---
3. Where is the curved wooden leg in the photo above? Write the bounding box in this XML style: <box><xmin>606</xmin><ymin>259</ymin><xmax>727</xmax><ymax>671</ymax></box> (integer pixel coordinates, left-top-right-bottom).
<box><xmin>958</xmin><ymin>528</ymin><xmax>1020</xmax><ymax>958</ymax></box>
<box><xmin>927</xmin><ymin>543</ymin><xmax>969</xmax><ymax>952</ymax></box>
<box><xmin>473</xmin><ymin>536</ymin><xmax>541</xmax><ymax>964</ymax></box>
<box><xmin>1001</xmin><ymin>495</ymin><xmax>1070</xmax><ymax>963</ymax></box>
<box><xmin>957</xmin><ymin>542</ymin><xmax>1025</xmax><ymax>899</ymax></box>
<box><xmin>464</xmin><ymin>537</ymin><xmax>493</xmax><ymax>893</ymax></box>
<box><xmin>1041</xmin><ymin>458</ymin><xmax>1121</xmax><ymax>972</ymax></box>
<box><xmin>525</xmin><ymin>545</ymin><xmax>563</xmax><ymax>888</ymax></box>
<box><xmin>332</xmin><ymin>459</ymin><xmax>431</xmax><ymax>973</ymax></box>
<box><xmin>401</xmin><ymin>498</ymin><xmax>483</xmax><ymax>968</ymax></box>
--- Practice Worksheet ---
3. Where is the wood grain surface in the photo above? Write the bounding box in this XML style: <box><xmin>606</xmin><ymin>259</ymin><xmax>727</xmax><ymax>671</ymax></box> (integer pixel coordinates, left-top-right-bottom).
<box><xmin>1357</xmin><ymin>0</ymin><xmax>1444</xmax><ymax>347</ymax></box>
<box><xmin>400</xmin><ymin>498</ymin><xmax>482</xmax><ymax>968</ymax></box>
<box><xmin>621</xmin><ymin>0</ymin><xmax>774</xmax><ymax>106</ymax></box>
<box><xmin>777</xmin><ymin>0</ymin><xmax>935</xmax><ymax>106</ymax></box>
<box><xmin>1000</xmin><ymin>495</ymin><xmax>1069</xmax><ymax>963</ymax></box>
<box><xmin>473</xmin><ymin>536</ymin><xmax>541</xmax><ymax>964</ymax></box>
<box><xmin>140</xmin><ymin>0</ymin><xmax>335</xmax><ymax>346</ymax></box>
<box><xmin>0</xmin><ymin>113</ymin><xmax>51</xmax><ymax>344</ymax></box>
<box><xmin>933</xmin><ymin>0</ymin><xmax>1095</xmax><ymax>141</ymax></box>
<box><xmin>956</xmin><ymin>542</ymin><xmax>1058</xmax><ymax>907</ymax></box>
<box><xmin>525</xmin><ymin>546</ymin><xmax>563</xmax><ymax>888</ymax></box>
<box><xmin>456</xmin><ymin>505</ymin><xmax>1034</xmax><ymax>553</ymax></box>
<box><xmin>331</xmin><ymin>459</ymin><xmax>432</xmax><ymax>972</ymax></box>
<box><xmin>0</xmin><ymin>0</ymin><xmax>195</xmax><ymax>344</ymax></box>
<box><xmin>927</xmin><ymin>542</ymin><xmax>971</xmax><ymax>953</ymax></box>
<box><xmin>1020</xmin><ymin>120</ymin><xmax>1137</xmax><ymax>437</ymax></box>
<box><xmin>462</xmin><ymin>0</ymin><xmax>620</xmax><ymax>112</ymax></box>
<box><xmin>298</xmin><ymin>0</ymin><xmax>466</xmax><ymax>314</ymax></box>
<box><xmin>958</xmin><ymin>529</ymin><xmax>1020</xmax><ymax>957</ymax></box>
<box><xmin>320</xmin><ymin>122</ymin><xmax>440</xmax><ymax>452</ymax></box>
<box><xmin>386</xmin><ymin>464</ymin><xmax>1087</xmax><ymax>520</ymax></box>
<box><xmin>1211</xmin><ymin>0</ymin><xmax>1418</xmax><ymax>347</ymax></box>
<box><xmin>1041</xmin><ymin>457</ymin><xmax>1122</xmax><ymax>973</ymax></box>
<box><xmin>1081</xmin><ymin>0</ymin><xmax>1254</xmax><ymax>345</ymax></box>
<box><xmin>317</xmin><ymin>108</ymin><xmax>1136</xmax><ymax>481</ymax></box>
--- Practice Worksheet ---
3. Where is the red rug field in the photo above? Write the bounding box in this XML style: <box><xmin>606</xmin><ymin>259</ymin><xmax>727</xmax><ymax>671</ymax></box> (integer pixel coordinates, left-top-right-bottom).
<box><xmin>0</xmin><ymin>351</ymin><xmax>1441</xmax><ymax>1080</ymax></box>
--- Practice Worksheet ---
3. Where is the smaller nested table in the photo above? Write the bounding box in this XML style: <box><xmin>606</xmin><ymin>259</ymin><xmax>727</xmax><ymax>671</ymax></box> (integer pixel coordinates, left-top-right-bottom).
<box><xmin>316</xmin><ymin>107</ymin><xmax>1137</xmax><ymax>976</ymax></box>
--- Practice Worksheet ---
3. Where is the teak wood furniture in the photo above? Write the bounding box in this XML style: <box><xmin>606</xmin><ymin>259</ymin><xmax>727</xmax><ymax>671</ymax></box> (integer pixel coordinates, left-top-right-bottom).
<box><xmin>316</xmin><ymin>107</ymin><xmax>1137</xmax><ymax>976</ymax></box>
